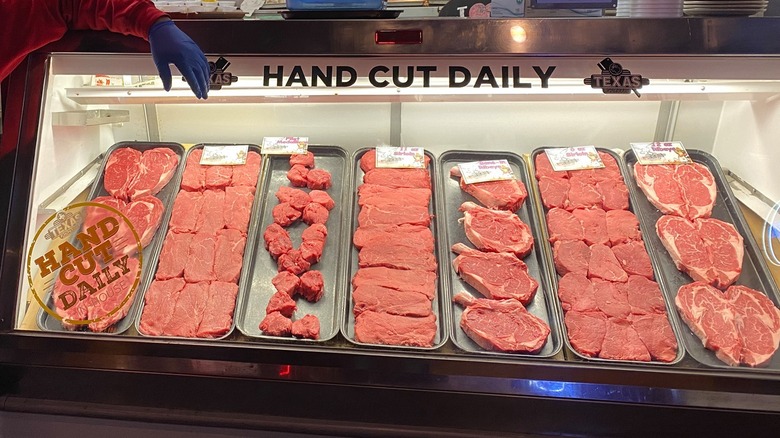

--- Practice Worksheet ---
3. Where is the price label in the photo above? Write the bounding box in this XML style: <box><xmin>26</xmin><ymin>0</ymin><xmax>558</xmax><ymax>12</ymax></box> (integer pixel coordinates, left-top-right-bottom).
<box><xmin>631</xmin><ymin>141</ymin><xmax>692</xmax><ymax>165</ymax></box>
<box><xmin>375</xmin><ymin>146</ymin><xmax>426</xmax><ymax>169</ymax></box>
<box><xmin>544</xmin><ymin>146</ymin><xmax>605</xmax><ymax>171</ymax></box>
<box><xmin>458</xmin><ymin>160</ymin><xmax>515</xmax><ymax>185</ymax></box>
<box><xmin>261</xmin><ymin>137</ymin><xmax>309</xmax><ymax>155</ymax></box>
<box><xmin>200</xmin><ymin>145</ymin><xmax>249</xmax><ymax>165</ymax></box>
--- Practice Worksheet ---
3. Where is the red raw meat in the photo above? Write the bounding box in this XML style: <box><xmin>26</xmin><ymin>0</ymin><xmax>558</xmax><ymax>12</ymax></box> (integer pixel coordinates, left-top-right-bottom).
<box><xmin>567</xmin><ymin>174</ymin><xmax>603</xmax><ymax>210</ymax></box>
<box><xmin>352</xmin><ymin>267</ymin><xmax>437</xmax><ymax>301</ymax></box>
<box><xmin>728</xmin><ymin>285</ymin><xmax>780</xmax><ymax>367</ymax></box>
<box><xmin>184</xmin><ymin>233</ymin><xmax>217</xmax><ymax>283</ymax></box>
<box><xmin>353</xmin><ymin>285</ymin><xmax>432</xmax><ymax>317</ymax></box>
<box><xmin>353</xmin><ymin>224</ymin><xmax>434</xmax><ymax>252</ymax></box>
<box><xmin>287</xmin><ymin>164</ymin><xmax>309</xmax><ymax>187</ymax></box>
<box><xmin>359</xmin><ymin>149</ymin><xmax>430</xmax><ymax>173</ymax></box>
<box><xmin>272</xmin><ymin>271</ymin><xmax>300</xmax><ymax>296</ymax></box>
<box><xmin>534</xmin><ymin>153</ymin><xmax>568</xmax><ymax>180</ymax></box>
<box><xmin>611</xmin><ymin>241</ymin><xmax>654</xmax><ymax>280</ymax></box>
<box><xmin>81</xmin><ymin>256</ymin><xmax>140</xmax><ymax>332</ymax></box>
<box><xmin>205</xmin><ymin>165</ymin><xmax>232</xmax><ymax>190</ymax></box>
<box><xmin>260</xmin><ymin>311</ymin><xmax>292</xmax><ymax>336</ymax></box>
<box><xmin>292</xmin><ymin>314</ymin><xmax>320</xmax><ymax>340</ymax></box>
<box><xmin>300</xmin><ymin>239</ymin><xmax>325</xmax><ymax>264</ymax></box>
<box><xmin>546</xmin><ymin>208</ymin><xmax>584</xmax><ymax>243</ymax></box>
<box><xmin>195</xmin><ymin>190</ymin><xmax>225</xmax><ymax>234</ymax></box>
<box><xmin>571</xmin><ymin>152</ymin><xmax>623</xmax><ymax>183</ymax></box>
<box><xmin>564</xmin><ymin>310</ymin><xmax>607</xmax><ymax>357</ymax></box>
<box><xmin>307</xmin><ymin>168</ymin><xmax>332</xmax><ymax>190</ymax></box>
<box><xmin>309</xmin><ymin>190</ymin><xmax>335</xmax><ymax>210</ymax></box>
<box><xmin>600</xmin><ymin>318</ymin><xmax>652</xmax><ymax>361</ymax></box>
<box><xmin>592</xmin><ymin>279</ymin><xmax>631</xmax><ymax>319</ymax></box>
<box><xmin>301</xmin><ymin>223</ymin><xmax>328</xmax><ymax>243</ymax></box>
<box><xmin>596</xmin><ymin>179</ymin><xmax>629</xmax><ymax>211</ymax></box>
<box><xmin>460</xmin><ymin>201</ymin><xmax>534</xmax><ymax>258</ymax></box>
<box><xmin>139</xmin><ymin>278</ymin><xmax>186</xmax><ymax>336</ymax></box>
<box><xmin>214</xmin><ymin>228</ymin><xmax>246</xmax><ymax>283</ymax></box>
<box><xmin>588</xmin><ymin>244</ymin><xmax>628</xmax><ymax>282</ymax></box>
<box><xmin>354</xmin><ymin>311</ymin><xmax>437</xmax><ymax>347</ymax></box>
<box><xmin>358</xmin><ymin>184</ymin><xmax>431</xmax><ymax>208</ymax></box>
<box><xmin>278</xmin><ymin>250</ymin><xmax>311</xmax><ymax>275</ymax></box>
<box><xmin>359</xmin><ymin>242</ymin><xmax>437</xmax><ymax>272</ymax></box>
<box><xmin>537</xmin><ymin>176</ymin><xmax>570</xmax><ymax>210</ymax></box>
<box><xmin>552</xmin><ymin>240</ymin><xmax>590</xmax><ymax>277</ymax></box>
<box><xmin>634</xmin><ymin>162</ymin><xmax>716</xmax><ymax>220</ymax></box>
<box><xmin>302</xmin><ymin>202</ymin><xmax>329</xmax><ymax>225</ymax></box>
<box><xmin>451</xmin><ymin>243</ymin><xmax>537</xmax><ymax>304</ymax></box>
<box><xmin>180</xmin><ymin>149</ymin><xmax>206</xmax><ymax>192</ymax></box>
<box><xmin>264</xmin><ymin>223</ymin><xmax>293</xmax><ymax>260</ymax></box>
<box><xmin>85</xmin><ymin>195</ymin><xmax>163</xmax><ymax>256</ymax></box>
<box><xmin>169</xmin><ymin>190</ymin><xmax>203</xmax><ymax>233</ymax></box>
<box><xmin>231</xmin><ymin>151</ymin><xmax>261</xmax><ymax>187</ymax></box>
<box><xmin>358</xmin><ymin>203</ymin><xmax>431</xmax><ymax>227</ymax></box>
<box><xmin>196</xmin><ymin>281</ymin><xmax>239</xmax><ymax>338</ymax></box>
<box><xmin>290</xmin><ymin>151</ymin><xmax>315</xmax><ymax>168</ymax></box>
<box><xmin>123</xmin><ymin>195</ymin><xmax>164</xmax><ymax>248</ymax></box>
<box><xmin>266</xmin><ymin>291</ymin><xmax>297</xmax><ymax>317</ymax></box>
<box><xmin>224</xmin><ymin>185</ymin><xmax>255</xmax><ymax>233</ymax></box>
<box><xmin>164</xmin><ymin>281</ymin><xmax>210</xmax><ymax>337</ymax></box>
<box><xmin>276</xmin><ymin>186</ymin><xmax>312</xmax><ymax>211</ymax></box>
<box><xmin>449</xmin><ymin>166</ymin><xmax>528</xmax><ymax>212</ymax></box>
<box><xmin>656</xmin><ymin>215</ymin><xmax>743</xmax><ymax>288</ymax></box>
<box><xmin>620</xmin><ymin>275</ymin><xmax>667</xmax><ymax>315</ymax></box>
<box><xmin>572</xmin><ymin>207</ymin><xmax>609</xmax><ymax>246</ymax></box>
<box><xmin>272</xmin><ymin>202</ymin><xmax>302</xmax><ymax>227</ymax></box>
<box><xmin>629</xmin><ymin>313</ymin><xmax>679</xmax><ymax>362</ymax></box>
<box><xmin>104</xmin><ymin>148</ymin><xmax>141</xmax><ymax>200</ymax></box>
<box><xmin>453</xmin><ymin>292</ymin><xmax>550</xmax><ymax>353</ymax></box>
<box><xmin>125</xmin><ymin>148</ymin><xmax>179</xmax><ymax>200</ymax></box>
<box><xmin>605</xmin><ymin>210</ymin><xmax>642</xmax><ymax>246</ymax></box>
<box><xmin>557</xmin><ymin>272</ymin><xmax>597</xmax><ymax>312</ymax></box>
<box><xmin>299</xmin><ymin>270</ymin><xmax>325</xmax><ymax>302</ymax></box>
<box><xmin>155</xmin><ymin>231</ymin><xmax>194</xmax><ymax>280</ymax></box>
<box><xmin>363</xmin><ymin>168</ymin><xmax>431</xmax><ymax>189</ymax></box>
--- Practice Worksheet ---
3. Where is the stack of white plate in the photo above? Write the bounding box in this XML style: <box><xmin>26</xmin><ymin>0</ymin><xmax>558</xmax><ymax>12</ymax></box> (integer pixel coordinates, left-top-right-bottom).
<box><xmin>616</xmin><ymin>0</ymin><xmax>684</xmax><ymax>17</ymax></box>
<box><xmin>683</xmin><ymin>1</ymin><xmax>768</xmax><ymax>17</ymax></box>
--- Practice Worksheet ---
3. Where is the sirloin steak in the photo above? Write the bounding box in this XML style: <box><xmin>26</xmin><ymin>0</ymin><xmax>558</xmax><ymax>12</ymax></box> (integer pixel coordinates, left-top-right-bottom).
<box><xmin>451</xmin><ymin>243</ymin><xmax>538</xmax><ymax>304</ymax></box>
<box><xmin>634</xmin><ymin>162</ymin><xmax>716</xmax><ymax>220</ymax></box>
<box><xmin>460</xmin><ymin>202</ymin><xmax>534</xmax><ymax>258</ymax></box>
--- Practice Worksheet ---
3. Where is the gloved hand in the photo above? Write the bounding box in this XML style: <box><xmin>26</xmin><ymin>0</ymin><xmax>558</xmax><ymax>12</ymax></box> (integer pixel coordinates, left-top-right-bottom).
<box><xmin>148</xmin><ymin>20</ymin><xmax>210</xmax><ymax>99</ymax></box>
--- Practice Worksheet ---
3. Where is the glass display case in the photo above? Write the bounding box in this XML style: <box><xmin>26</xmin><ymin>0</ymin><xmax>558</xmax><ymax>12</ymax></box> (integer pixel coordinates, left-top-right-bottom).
<box><xmin>1</xmin><ymin>17</ymin><xmax>780</xmax><ymax>436</ymax></box>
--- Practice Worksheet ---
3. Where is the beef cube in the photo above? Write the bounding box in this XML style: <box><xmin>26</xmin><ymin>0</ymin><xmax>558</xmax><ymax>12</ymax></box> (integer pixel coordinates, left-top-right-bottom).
<box><xmin>302</xmin><ymin>202</ymin><xmax>329</xmax><ymax>225</ymax></box>
<box><xmin>266</xmin><ymin>291</ymin><xmax>297</xmax><ymax>317</ymax></box>
<box><xmin>289</xmin><ymin>151</ymin><xmax>315</xmax><ymax>168</ymax></box>
<box><xmin>272</xmin><ymin>271</ymin><xmax>300</xmax><ymax>296</ymax></box>
<box><xmin>276</xmin><ymin>186</ymin><xmax>312</xmax><ymax>211</ymax></box>
<box><xmin>259</xmin><ymin>311</ymin><xmax>292</xmax><ymax>337</ymax></box>
<box><xmin>278</xmin><ymin>250</ymin><xmax>311</xmax><ymax>275</ymax></box>
<box><xmin>291</xmin><ymin>314</ymin><xmax>320</xmax><ymax>340</ymax></box>
<box><xmin>301</xmin><ymin>223</ymin><xmax>327</xmax><ymax>243</ymax></box>
<box><xmin>196</xmin><ymin>281</ymin><xmax>238</xmax><ymax>338</ymax></box>
<box><xmin>309</xmin><ymin>190</ymin><xmax>335</xmax><ymax>210</ymax></box>
<box><xmin>264</xmin><ymin>223</ymin><xmax>293</xmax><ymax>260</ymax></box>
<box><xmin>300</xmin><ymin>240</ymin><xmax>325</xmax><ymax>264</ymax></box>
<box><xmin>299</xmin><ymin>270</ymin><xmax>324</xmax><ymax>302</ymax></box>
<box><xmin>287</xmin><ymin>164</ymin><xmax>309</xmax><ymax>187</ymax></box>
<box><xmin>272</xmin><ymin>202</ymin><xmax>302</xmax><ymax>227</ymax></box>
<box><xmin>306</xmin><ymin>168</ymin><xmax>332</xmax><ymax>190</ymax></box>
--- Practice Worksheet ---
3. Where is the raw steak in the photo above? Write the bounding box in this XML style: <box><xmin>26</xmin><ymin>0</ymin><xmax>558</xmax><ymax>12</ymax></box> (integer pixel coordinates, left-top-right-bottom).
<box><xmin>728</xmin><ymin>285</ymin><xmax>780</xmax><ymax>367</ymax></box>
<box><xmin>264</xmin><ymin>223</ymin><xmax>293</xmax><ymax>260</ymax></box>
<box><xmin>139</xmin><ymin>278</ymin><xmax>186</xmax><ymax>336</ymax></box>
<box><xmin>610</xmin><ymin>241</ymin><xmax>654</xmax><ymax>280</ymax></box>
<box><xmin>451</xmin><ymin>243</ymin><xmax>538</xmax><ymax>304</ymax></box>
<box><xmin>309</xmin><ymin>190</ymin><xmax>335</xmax><ymax>210</ymax></box>
<box><xmin>122</xmin><ymin>195</ymin><xmax>165</xmax><ymax>250</ymax></box>
<box><xmin>278</xmin><ymin>250</ymin><xmax>311</xmax><ymax>275</ymax></box>
<box><xmin>302</xmin><ymin>202</ymin><xmax>329</xmax><ymax>225</ymax></box>
<box><xmin>629</xmin><ymin>313</ymin><xmax>679</xmax><ymax>362</ymax></box>
<box><xmin>307</xmin><ymin>168</ymin><xmax>332</xmax><ymax>190</ymax></box>
<box><xmin>460</xmin><ymin>202</ymin><xmax>534</xmax><ymax>258</ymax></box>
<box><xmin>352</xmin><ymin>267</ymin><xmax>437</xmax><ymax>300</ymax></box>
<box><xmin>359</xmin><ymin>149</ymin><xmax>430</xmax><ymax>173</ymax></box>
<box><xmin>290</xmin><ymin>151</ymin><xmax>315</xmax><ymax>168</ymax></box>
<box><xmin>292</xmin><ymin>314</ymin><xmax>320</xmax><ymax>340</ymax></box>
<box><xmin>169</xmin><ymin>190</ymin><xmax>203</xmax><ymax>233</ymax></box>
<box><xmin>453</xmin><ymin>292</ymin><xmax>550</xmax><ymax>353</ymax></box>
<box><xmin>596</xmin><ymin>179</ymin><xmax>630</xmax><ymax>211</ymax></box>
<box><xmin>125</xmin><ymin>148</ymin><xmax>179</xmax><ymax>200</ymax></box>
<box><xmin>353</xmin><ymin>224</ymin><xmax>434</xmax><ymax>252</ymax></box>
<box><xmin>564</xmin><ymin>310</ymin><xmax>607</xmax><ymax>357</ymax></box>
<box><xmin>84</xmin><ymin>256</ymin><xmax>141</xmax><ymax>332</ymax></box>
<box><xmin>164</xmin><ymin>281</ymin><xmax>210</xmax><ymax>337</ymax></box>
<box><xmin>299</xmin><ymin>270</ymin><xmax>325</xmax><ymax>302</ymax></box>
<box><xmin>358</xmin><ymin>203</ymin><xmax>431</xmax><ymax>227</ymax></box>
<box><xmin>619</xmin><ymin>275</ymin><xmax>666</xmax><ymax>315</ymax></box>
<box><xmin>557</xmin><ymin>272</ymin><xmax>597</xmax><ymax>313</ymax></box>
<box><xmin>358</xmin><ymin>184</ymin><xmax>431</xmax><ymax>208</ymax></box>
<box><xmin>214</xmin><ymin>228</ymin><xmax>246</xmax><ymax>283</ymax></box>
<box><xmin>287</xmin><ymin>164</ymin><xmax>309</xmax><ymax>187</ymax></box>
<box><xmin>591</xmin><ymin>279</ymin><xmax>631</xmax><ymax>319</ymax></box>
<box><xmin>449</xmin><ymin>166</ymin><xmax>528</xmax><ymax>212</ymax></box>
<box><xmin>634</xmin><ymin>162</ymin><xmax>716</xmax><ymax>220</ymax></box>
<box><xmin>180</xmin><ymin>149</ymin><xmax>206</xmax><ymax>192</ymax></box>
<box><xmin>605</xmin><ymin>210</ymin><xmax>642</xmax><ymax>246</ymax></box>
<box><xmin>566</xmin><ymin>174</ymin><xmax>603</xmax><ymax>210</ymax></box>
<box><xmin>272</xmin><ymin>271</ymin><xmax>300</xmax><ymax>296</ymax></box>
<box><xmin>572</xmin><ymin>208</ymin><xmax>608</xmax><ymax>246</ymax></box>
<box><xmin>537</xmin><ymin>176</ymin><xmax>570</xmax><ymax>210</ymax></box>
<box><xmin>534</xmin><ymin>153</ymin><xmax>568</xmax><ymax>180</ymax></box>
<box><xmin>353</xmin><ymin>285</ymin><xmax>432</xmax><ymax>317</ymax></box>
<box><xmin>552</xmin><ymin>240</ymin><xmax>590</xmax><ymax>277</ymax></box>
<box><xmin>266</xmin><ymin>291</ymin><xmax>297</xmax><ymax>317</ymax></box>
<box><xmin>196</xmin><ymin>281</ymin><xmax>239</xmax><ymax>338</ymax></box>
<box><xmin>301</xmin><ymin>223</ymin><xmax>328</xmax><ymax>243</ymax></box>
<box><xmin>363</xmin><ymin>168</ymin><xmax>431</xmax><ymax>189</ymax></box>
<box><xmin>359</xmin><ymin>242</ymin><xmax>437</xmax><ymax>272</ymax></box>
<box><xmin>184</xmin><ymin>233</ymin><xmax>217</xmax><ymax>283</ymax></box>
<box><xmin>272</xmin><ymin>202</ymin><xmax>302</xmax><ymax>227</ymax></box>
<box><xmin>231</xmin><ymin>151</ymin><xmax>261</xmax><ymax>187</ymax></box>
<box><xmin>569</xmin><ymin>152</ymin><xmax>623</xmax><ymax>183</ymax></box>
<box><xmin>354</xmin><ymin>310</ymin><xmax>437</xmax><ymax>347</ymax></box>
<box><xmin>155</xmin><ymin>231</ymin><xmax>194</xmax><ymax>280</ymax></box>
<box><xmin>588</xmin><ymin>244</ymin><xmax>628</xmax><ymax>282</ymax></box>
<box><xmin>656</xmin><ymin>215</ymin><xmax>743</xmax><ymax>288</ymax></box>
<box><xmin>300</xmin><ymin>239</ymin><xmax>325</xmax><ymax>264</ymax></box>
<box><xmin>104</xmin><ymin>148</ymin><xmax>141</xmax><ymax>200</ymax></box>
<box><xmin>276</xmin><ymin>186</ymin><xmax>312</xmax><ymax>211</ymax></box>
<box><xmin>600</xmin><ymin>318</ymin><xmax>652</xmax><ymax>362</ymax></box>
<box><xmin>260</xmin><ymin>311</ymin><xmax>292</xmax><ymax>336</ymax></box>
<box><xmin>224</xmin><ymin>185</ymin><xmax>255</xmax><ymax>233</ymax></box>
<box><xmin>546</xmin><ymin>208</ymin><xmax>583</xmax><ymax>243</ymax></box>
<box><xmin>195</xmin><ymin>190</ymin><xmax>225</xmax><ymax>234</ymax></box>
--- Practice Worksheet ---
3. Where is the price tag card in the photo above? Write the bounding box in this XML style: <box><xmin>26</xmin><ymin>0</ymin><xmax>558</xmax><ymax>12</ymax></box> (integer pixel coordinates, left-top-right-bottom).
<box><xmin>544</xmin><ymin>146</ymin><xmax>605</xmax><ymax>171</ymax></box>
<box><xmin>261</xmin><ymin>137</ymin><xmax>309</xmax><ymax>155</ymax></box>
<box><xmin>200</xmin><ymin>145</ymin><xmax>249</xmax><ymax>165</ymax></box>
<box><xmin>457</xmin><ymin>160</ymin><xmax>515</xmax><ymax>185</ymax></box>
<box><xmin>631</xmin><ymin>141</ymin><xmax>693</xmax><ymax>165</ymax></box>
<box><xmin>375</xmin><ymin>146</ymin><xmax>426</xmax><ymax>169</ymax></box>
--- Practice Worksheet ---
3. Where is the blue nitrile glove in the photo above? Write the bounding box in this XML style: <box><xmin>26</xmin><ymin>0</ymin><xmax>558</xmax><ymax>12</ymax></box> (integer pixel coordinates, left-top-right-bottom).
<box><xmin>148</xmin><ymin>20</ymin><xmax>210</xmax><ymax>99</ymax></box>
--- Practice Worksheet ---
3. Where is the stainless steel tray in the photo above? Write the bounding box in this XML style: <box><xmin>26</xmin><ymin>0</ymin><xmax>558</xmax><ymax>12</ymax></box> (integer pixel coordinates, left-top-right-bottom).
<box><xmin>236</xmin><ymin>145</ymin><xmax>348</xmax><ymax>343</ymax></box>
<box><xmin>134</xmin><ymin>143</ymin><xmax>263</xmax><ymax>340</ymax></box>
<box><xmin>341</xmin><ymin>148</ymin><xmax>449</xmax><ymax>351</ymax></box>
<box><xmin>623</xmin><ymin>148</ymin><xmax>780</xmax><ymax>370</ymax></box>
<box><xmin>438</xmin><ymin>150</ymin><xmax>562</xmax><ymax>359</ymax></box>
<box><xmin>37</xmin><ymin>141</ymin><xmax>185</xmax><ymax>335</ymax></box>
<box><xmin>529</xmin><ymin>147</ymin><xmax>686</xmax><ymax>366</ymax></box>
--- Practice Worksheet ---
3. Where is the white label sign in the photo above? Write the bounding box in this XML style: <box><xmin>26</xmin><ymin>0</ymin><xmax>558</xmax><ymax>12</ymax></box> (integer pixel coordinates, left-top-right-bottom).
<box><xmin>375</xmin><ymin>146</ymin><xmax>426</xmax><ymax>169</ymax></box>
<box><xmin>544</xmin><ymin>146</ymin><xmax>605</xmax><ymax>171</ymax></box>
<box><xmin>261</xmin><ymin>137</ymin><xmax>309</xmax><ymax>155</ymax></box>
<box><xmin>200</xmin><ymin>145</ymin><xmax>249</xmax><ymax>165</ymax></box>
<box><xmin>458</xmin><ymin>160</ymin><xmax>515</xmax><ymax>185</ymax></box>
<box><xmin>631</xmin><ymin>141</ymin><xmax>692</xmax><ymax>165</ymax></box>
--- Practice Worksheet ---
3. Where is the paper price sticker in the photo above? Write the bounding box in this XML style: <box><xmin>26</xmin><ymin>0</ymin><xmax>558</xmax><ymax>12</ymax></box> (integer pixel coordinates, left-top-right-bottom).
<box><xmin>200</xmin><ymin>145</ymin><xmax>249</xmax><ymax>165</ymax></box>
<box><xmin>458</xmin><ymin>160</ymin><xmax>515</xmax><ymax>185</ymax></box>
<box><xmin>631</xmin><ymin>142</ymin><xmax>692</xmax><ymax>165</ymax></box>
<box><xmin>375</xmin><ymin>146</ymin><xmax>426</xmax><ymax>169</ymax></box>
<box><xmin>544</xmin><ymin>146</ymin><xmax>605</xmax><ymax>172</ymax></box>
<box><xmin>261</xmin><ymin>137</ymin><xmax>309</xmax><ymax>155</ymax></box>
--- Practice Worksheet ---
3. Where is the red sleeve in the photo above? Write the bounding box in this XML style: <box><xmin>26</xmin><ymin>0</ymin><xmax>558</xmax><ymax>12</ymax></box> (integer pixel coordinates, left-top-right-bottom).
<box><xmin>0</xmin><ymin>0</ymin><xmax>167</xmax><ymax>81</ymax></box>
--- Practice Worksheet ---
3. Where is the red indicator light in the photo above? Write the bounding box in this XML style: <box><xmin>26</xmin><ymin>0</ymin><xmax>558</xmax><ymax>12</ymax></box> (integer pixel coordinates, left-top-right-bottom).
<box><xmin>375</xmin><ymin>30</ymin><xmax>423</xmax><ymax>45</ymax></box>
<box><xmin>278</xmin><ymin>365</ymin><xmax>292</xmax><ymax>377</ymax></box>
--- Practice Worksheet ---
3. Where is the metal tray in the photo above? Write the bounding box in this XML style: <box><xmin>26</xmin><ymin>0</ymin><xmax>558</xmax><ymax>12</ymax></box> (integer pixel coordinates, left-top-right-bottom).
<box><xmin>341</xmin><ymin>148</ymin><xmax>449</xmax><ymax>351</ymax></box>
<box><xmin>236</xmin><ymin>146</ymin><xmax>348</xmax><ymax>343</ymax></box>
<box><xmin>438</xmin><ymin>150</ymin><xmax>562</xmax><ymax>359</ymax></box>
<box><xmin>134</xmin><ymin>143</ymin><xmax>263</xmax><ymax>340</ymax></box>
<box><xmin>623</xmin><ymin>148</ymin><xmax>780</xmax><ymax>370</ymax></box>
<box><xmin>37</xmin><ymin>141</ymin><xmax>185</xmax><ymax>335</ymax></box>
<box><xmin>528</xmin><ymin>147</ymin><xmax>686</xmax><ymax>366</ymax></box>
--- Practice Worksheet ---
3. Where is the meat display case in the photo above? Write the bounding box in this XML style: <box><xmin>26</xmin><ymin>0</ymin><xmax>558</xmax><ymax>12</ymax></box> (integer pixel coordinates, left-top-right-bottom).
<box><xmin>2</xmin><ymin>17</ymin><xmax>780</xmax><ymax>436</ymax></box>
